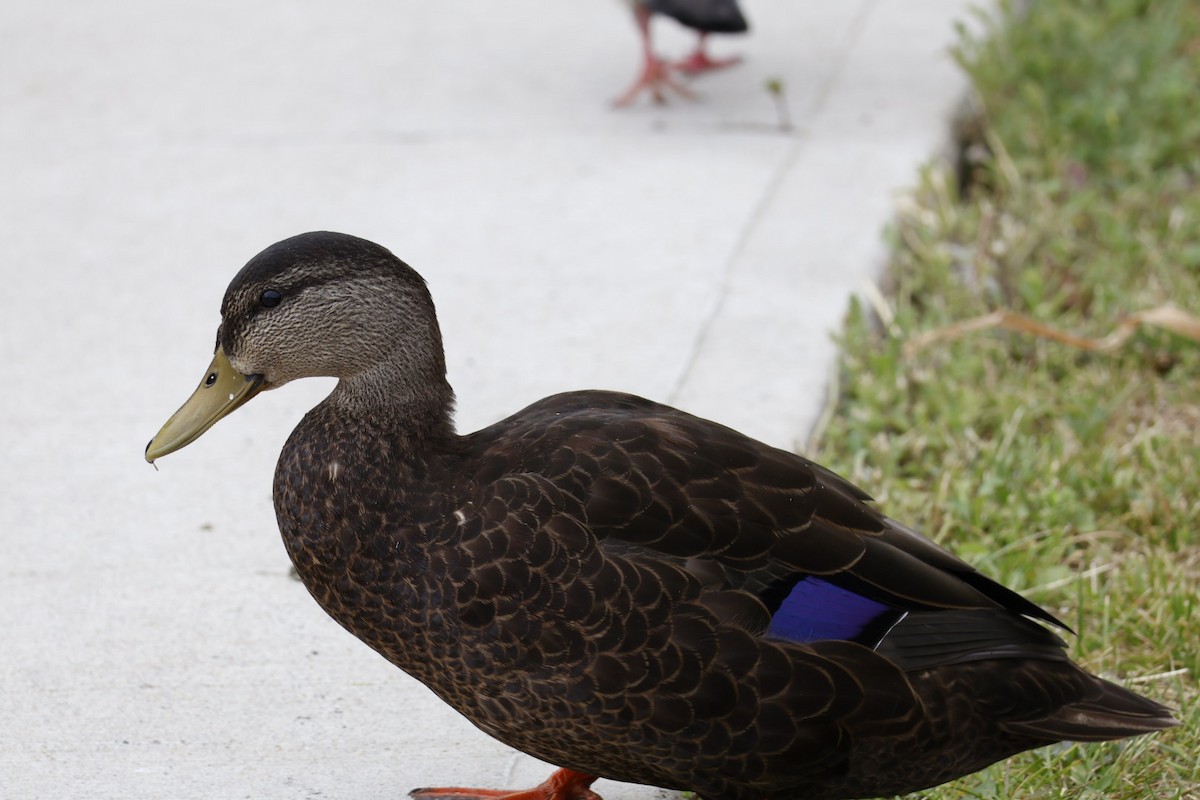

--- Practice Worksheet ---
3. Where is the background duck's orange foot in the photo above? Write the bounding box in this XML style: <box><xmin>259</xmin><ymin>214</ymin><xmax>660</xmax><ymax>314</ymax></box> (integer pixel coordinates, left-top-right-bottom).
<box><xmin>410</xmin><ymin>768</ymin><xmax>601</xmax><ymax>800</ymax></box>
<box><xmin>613</xmin><ymin>57</ymin><xmax>697</xmax><ymax>107</ymax></box>
<box><xmin>675</xmin><ymin>49</ymin><xmax>742</xmax><ymax>74</ymax></box>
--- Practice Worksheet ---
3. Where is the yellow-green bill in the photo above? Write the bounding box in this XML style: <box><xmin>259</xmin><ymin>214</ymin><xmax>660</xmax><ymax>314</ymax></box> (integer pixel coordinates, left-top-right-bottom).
<box><xmin>146</xmin><ymin>346</ymin><xmax>263</xmax><ymax>463</ymax></box>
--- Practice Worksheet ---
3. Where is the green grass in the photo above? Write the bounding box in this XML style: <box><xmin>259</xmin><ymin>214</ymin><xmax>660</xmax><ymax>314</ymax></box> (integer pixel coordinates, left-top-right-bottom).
<box><xmin>805</xmin><ymin>0</ymin><xmax>1200</xmax><ymax>796</ymax></box>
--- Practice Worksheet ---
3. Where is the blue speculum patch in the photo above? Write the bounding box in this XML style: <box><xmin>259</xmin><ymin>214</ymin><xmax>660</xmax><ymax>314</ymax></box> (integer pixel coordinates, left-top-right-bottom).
<box><xmin>768</xmin><ymin>576</ymin><xmax>905</xmax><ymax>647</ymax></box>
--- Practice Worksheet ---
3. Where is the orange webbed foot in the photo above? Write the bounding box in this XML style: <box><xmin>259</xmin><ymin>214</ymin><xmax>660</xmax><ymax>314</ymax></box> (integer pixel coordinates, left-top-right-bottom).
<box><xmin>411</xmin><ymin>768</ymin><xmax>601</xmax><ymax>800</ymax></box>
<box><xmin>675</xmin><ymin>50</ymin><xmax>742</xmax><ymax>74</ymax></box>
<box><xmin>613</xmin><ymin>56</ymin><xmax>697</xmax><ymax>107</ymax></box>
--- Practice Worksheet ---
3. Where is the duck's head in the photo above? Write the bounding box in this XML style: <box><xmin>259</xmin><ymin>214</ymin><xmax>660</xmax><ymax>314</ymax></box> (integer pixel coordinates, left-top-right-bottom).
<box><xmin>145</xmin><ymin>231</ymin><xmax>450</xmax><ymax>463</ymax></box>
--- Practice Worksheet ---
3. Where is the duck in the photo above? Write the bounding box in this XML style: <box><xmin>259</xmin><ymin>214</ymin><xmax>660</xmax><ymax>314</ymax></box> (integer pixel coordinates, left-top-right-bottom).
<box><xmin>146</xmin><ymin>231</ymin><xmax>1176</xmax><ymax>800</ymax></box>
<box><xmin>614</xmin><ymin>0</ymin><xmax>749</xmax><ymax>107</ymax></box>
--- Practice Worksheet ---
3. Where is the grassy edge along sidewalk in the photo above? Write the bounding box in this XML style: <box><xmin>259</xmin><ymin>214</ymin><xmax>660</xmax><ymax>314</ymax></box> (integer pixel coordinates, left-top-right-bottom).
<box><xmin>806</xmin><ymin>1</ymin><xmax>1199</xmax><ymax>797</ymax></box>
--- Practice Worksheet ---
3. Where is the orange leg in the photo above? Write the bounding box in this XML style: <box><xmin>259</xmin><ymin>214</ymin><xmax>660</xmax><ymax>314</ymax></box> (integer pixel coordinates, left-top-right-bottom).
<box><xmin>410</xmin><ymin>768</ymin><xmax>601</xmax><ymax>800</ymax></box>
<box><xmin>614</xmin><ymin>6</ymin><xmax>697</xmax><ymax>107</ymax></box>
<box><xmin>675</xmin><ymin>33</ymin><xmax>742</xmax><ymax>74</ymax></box>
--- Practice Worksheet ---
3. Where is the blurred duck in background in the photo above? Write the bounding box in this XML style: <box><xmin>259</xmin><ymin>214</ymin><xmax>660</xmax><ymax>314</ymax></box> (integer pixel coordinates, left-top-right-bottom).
<box><xmin>615</xmin><ymin>0</ymin><xmax>749</xmax><ymax>106</ymax></box>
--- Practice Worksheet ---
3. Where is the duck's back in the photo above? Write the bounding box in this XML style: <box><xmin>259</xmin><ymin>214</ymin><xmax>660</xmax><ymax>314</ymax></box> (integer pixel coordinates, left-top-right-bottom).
<box><xmin>643</xmin><ymin>0</ymin><xmax>748</xmax><ymax>34</ymax></box>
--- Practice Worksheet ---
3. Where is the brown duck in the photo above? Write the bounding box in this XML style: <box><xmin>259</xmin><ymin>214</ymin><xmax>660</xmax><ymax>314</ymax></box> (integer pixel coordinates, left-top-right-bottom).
<box><xmin>146</xmin><ymin>231</ymin><xmax>1176</xmax><ymax>800</ymax></box>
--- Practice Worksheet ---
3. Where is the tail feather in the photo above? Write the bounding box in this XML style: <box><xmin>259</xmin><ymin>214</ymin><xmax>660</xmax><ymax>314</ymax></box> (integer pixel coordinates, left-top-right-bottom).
<box><xmin>1004</xmin><ymin>675</ymin><xmax>1178</xmax><ymax>742</ymax></box>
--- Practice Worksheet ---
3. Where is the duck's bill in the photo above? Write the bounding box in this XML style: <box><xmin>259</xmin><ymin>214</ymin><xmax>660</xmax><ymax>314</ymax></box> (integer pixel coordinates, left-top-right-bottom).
<box><xmin>145</xmin><ymin>346</ymin><xmax>265</xmax><ymax>463</ymax></box>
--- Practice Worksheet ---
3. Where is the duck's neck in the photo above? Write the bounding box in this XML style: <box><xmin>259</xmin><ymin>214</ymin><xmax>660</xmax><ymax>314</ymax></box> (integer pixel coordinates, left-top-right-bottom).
<box><xmin>326</xmin><ymin>360</ymin><xmax>457</xmax><ymax>447</ymax></box>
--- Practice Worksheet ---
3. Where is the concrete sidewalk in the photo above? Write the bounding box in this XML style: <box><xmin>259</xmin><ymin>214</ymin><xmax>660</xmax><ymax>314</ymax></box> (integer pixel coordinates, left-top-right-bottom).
<box><xmin>0</xmin><ymin>2</ymin><xmax>980</xmax><ymax>798</ymax></box>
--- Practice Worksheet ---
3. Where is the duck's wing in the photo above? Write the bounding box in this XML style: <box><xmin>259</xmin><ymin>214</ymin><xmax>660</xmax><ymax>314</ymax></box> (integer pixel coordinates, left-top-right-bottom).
<box><xmin>487</xmin><ymin>391</ymin><xmax>1068</xmax><ymax>662</ymax></box>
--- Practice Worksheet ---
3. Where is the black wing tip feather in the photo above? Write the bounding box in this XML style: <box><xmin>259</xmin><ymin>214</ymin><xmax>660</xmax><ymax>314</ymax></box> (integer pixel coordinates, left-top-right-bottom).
<box><xmin>956</xmin><ymin>569</ymin><xmax>1075</xmax><ymax>634</ymax></box>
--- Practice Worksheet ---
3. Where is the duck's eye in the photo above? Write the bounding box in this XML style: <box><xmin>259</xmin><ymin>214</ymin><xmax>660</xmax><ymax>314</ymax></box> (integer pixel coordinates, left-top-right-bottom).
<box><xmin>260</xmin><ymin>289</ymin><xmax>283</xmax><ymax>308</ymax></box>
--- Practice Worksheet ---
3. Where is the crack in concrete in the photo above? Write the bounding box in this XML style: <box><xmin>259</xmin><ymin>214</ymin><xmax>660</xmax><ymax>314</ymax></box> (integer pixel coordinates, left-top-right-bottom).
<box><xmin>667</xmin><ymin>0</ymin><xmax>879</xmax><ymax>406</ymax></box>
